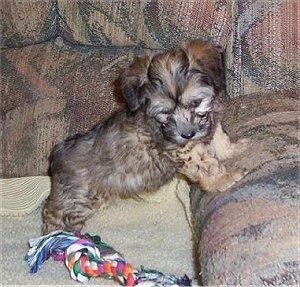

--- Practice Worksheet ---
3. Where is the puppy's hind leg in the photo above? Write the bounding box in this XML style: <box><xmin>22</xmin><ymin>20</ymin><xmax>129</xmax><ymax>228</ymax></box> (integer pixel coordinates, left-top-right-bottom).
<box><xmin>42</xmin><ymin>172</ymin><xmax>97</xmax><ymax>234</ymax></box>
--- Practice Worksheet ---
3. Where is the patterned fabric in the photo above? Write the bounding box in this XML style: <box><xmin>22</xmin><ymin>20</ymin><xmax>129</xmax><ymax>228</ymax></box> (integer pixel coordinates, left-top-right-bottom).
<box><xmin>57</xmin><ymin>0</ymin><xmax>232</xmax><ymax>48</ymax></box>
<box><xmin>191</xmin><ymin>92</ymin><xmax>300</xmax><ymax>285</ymax></box>
<box><xmin>1</xmin><ymin>0</ymin><xmax>232</xmax><ymax>49</ymax></box>
<box><xmin>0</xmin><ymin>0</ymin><xmax>57</xmax><ymax>48</ymax></box>
<box><xmin>226</xmin><ymin>0</ymin><xmax>300</xmax><ymax>97</ymax></box>
<box><xmin>1</xmin><ymin>39</ymin><xmax>145</xmax><ymax>177</ymax></box>
<box><xmin>1</xmin><ymin>0</ymin><xmax>232</xmax><ymax>177</ymax></box>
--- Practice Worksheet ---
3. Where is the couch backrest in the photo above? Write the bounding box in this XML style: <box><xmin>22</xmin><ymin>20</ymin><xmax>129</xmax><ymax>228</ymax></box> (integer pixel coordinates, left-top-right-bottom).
<box><xmin>2</xmin><ymin>0</ymin><xmax>298</xmax><ymax>98</ymax></box>
<box><xmin>1</xmin><ymin>0</ymin><xmax>58</xmax><ymax>48</ymax></box>
<box><xmin>226</xmin><ymin>0</ymin><xmax>299</xmax><ymax>97</ymax></box>
<box><xmin>1</xmin><ymin>0</ymin><xmax>299</xmax><ymax>178</ymax></box>
<box><xmin>1</xmin><ymin>0</ymin><xmax>232</xmax><ymax>49</ymax></box>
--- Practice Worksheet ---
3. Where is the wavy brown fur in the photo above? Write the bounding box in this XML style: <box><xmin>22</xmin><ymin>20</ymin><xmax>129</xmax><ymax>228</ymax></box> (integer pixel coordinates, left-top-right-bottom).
<box><xmin>42</xmin><ymin>40</ymin><xmax>231</xmax><ymax>234</ymax></box>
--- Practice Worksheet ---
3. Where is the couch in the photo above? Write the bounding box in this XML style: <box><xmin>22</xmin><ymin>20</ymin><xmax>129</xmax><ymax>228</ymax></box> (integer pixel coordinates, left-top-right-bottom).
<box><xmin>1</xmin><ymin>0</ymin><xmax>299</xmax><ymax>285</ymax></box>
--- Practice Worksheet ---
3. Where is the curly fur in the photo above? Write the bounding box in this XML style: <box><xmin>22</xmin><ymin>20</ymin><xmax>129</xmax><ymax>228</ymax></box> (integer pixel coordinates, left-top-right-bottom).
<box><xmin>42</xmin><ymin>40</ymin><xmax>237</xmax><ymax>234</ymax></box>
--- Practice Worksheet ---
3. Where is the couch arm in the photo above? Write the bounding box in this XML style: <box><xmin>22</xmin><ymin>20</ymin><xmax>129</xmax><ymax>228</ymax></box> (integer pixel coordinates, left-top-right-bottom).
<box><xmin>191</xmin><ymin>92</ymin><xmax>299</xmax><ymax>285</ymax></box>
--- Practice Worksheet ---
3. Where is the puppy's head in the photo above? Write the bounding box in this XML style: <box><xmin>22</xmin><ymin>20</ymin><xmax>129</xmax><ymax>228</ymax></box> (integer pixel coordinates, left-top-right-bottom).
<box><xmin>121</xmin><ymin>40</ymin><xmax>224</xmax><ymax>146</ymax></box>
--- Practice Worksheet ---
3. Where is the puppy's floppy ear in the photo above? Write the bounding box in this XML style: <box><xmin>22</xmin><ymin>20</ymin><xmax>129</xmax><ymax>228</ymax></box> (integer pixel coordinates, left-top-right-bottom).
<box><xmin>121</xmin><ymin>55</ymin><xmax>151</xmax><ymax>112</ymax></box>
<box><xmin>183</xmin><ymin>40</ymin><xmax>225</xmax><ymax>93</ymax></box>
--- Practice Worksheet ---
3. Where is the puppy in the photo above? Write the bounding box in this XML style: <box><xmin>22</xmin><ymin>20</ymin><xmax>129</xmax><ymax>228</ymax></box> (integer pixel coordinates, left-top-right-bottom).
<box><xmin>42</xmin><ymin>40</ymin><xmax>236</xmax><ymax>234</ymax></box>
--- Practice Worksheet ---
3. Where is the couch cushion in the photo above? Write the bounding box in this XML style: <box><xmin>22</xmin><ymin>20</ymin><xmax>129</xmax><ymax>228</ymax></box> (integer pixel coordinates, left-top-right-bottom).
<box><xmin>1</xmin><ymin>39</ymin><xmax>149</xmax><ymax>177</ymax></box>
<box><xmin>190</xmin><ymin>92</ymin><xmax>299</xmax><ymax>285</ymax></box>
<box><xmin>0</xmin><ymin>176</ymin><xmax>50</xmax><ymax>216</ymax></box>
<box><xmin>226</xmin><ymin>0</ymin><xmax>299</xmax><ymax>97</ymax></box>
<box><xmin>1</xmin><ymin>0</ymin><xmax>57</xmax><ymax>48</ymax></box>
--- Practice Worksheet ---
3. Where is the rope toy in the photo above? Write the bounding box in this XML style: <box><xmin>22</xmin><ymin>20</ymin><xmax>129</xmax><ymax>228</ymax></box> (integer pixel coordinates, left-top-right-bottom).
<box><xmin>25</xmin><ymin>230</ymin><xmax>191</xmax><ymax>286</ymax></box>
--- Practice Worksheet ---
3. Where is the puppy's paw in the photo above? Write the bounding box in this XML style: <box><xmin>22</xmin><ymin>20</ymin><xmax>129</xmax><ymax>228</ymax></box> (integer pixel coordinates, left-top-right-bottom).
<box><xmin>221</xmin><ymin>138</ymin><xmax>251</xmax><ymax>160</ymax></box>
<box><xmin>42</xmin><ymin>222</ymin><xmax>64</xmax><ymax>235</ymax></box>
<box><xmin>235</xmin><ymin>138</ymin><xmax>251</xmax><ymax>154</ymax></box>
<box><xmin>216</xmin><ymin>168</ymin><xmax>247</xmax><ymax>192</ymax></box>
<box><xmin>42</xmin><ymin>205</ymin><xmax>65</xmax><ymax>234</ymax></box>
<box><xmin>202</xmin><ymin>167</ymin><xmax>247</xmax><ymax>193</ymax></box>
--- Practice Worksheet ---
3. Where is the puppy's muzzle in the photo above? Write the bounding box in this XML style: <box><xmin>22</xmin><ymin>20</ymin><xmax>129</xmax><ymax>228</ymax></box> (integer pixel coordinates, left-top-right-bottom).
<box><xmin>180</xmin><ymin>112</ymin><xmax>209</xmax><ymax>139</ymax></box>
<box><xmin>181</xmin><ymin>131</ymin><xmax>196</xmax><ymax>139</ymax></box>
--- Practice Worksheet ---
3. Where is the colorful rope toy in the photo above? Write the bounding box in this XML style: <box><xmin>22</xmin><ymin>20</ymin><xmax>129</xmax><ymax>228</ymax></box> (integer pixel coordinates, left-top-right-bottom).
<box><xmin>25</xmin><ymin>230</ymin><xmax>191</xmax><ymax>286</ymax></box>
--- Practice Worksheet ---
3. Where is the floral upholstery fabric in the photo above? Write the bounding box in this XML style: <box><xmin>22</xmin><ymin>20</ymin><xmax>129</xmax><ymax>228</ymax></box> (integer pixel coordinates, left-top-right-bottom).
<box><xmin>1</xmin><ymin>0</ymin><xmax>57</xmax><ymax>48</ymax></box>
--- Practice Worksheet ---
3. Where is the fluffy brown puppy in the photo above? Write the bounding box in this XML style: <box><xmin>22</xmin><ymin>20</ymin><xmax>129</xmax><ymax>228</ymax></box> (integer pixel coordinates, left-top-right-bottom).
<box><xmin>42</xmin><ymin>40</ymin><xmax>235</xmax><ymax>234</ymax></box>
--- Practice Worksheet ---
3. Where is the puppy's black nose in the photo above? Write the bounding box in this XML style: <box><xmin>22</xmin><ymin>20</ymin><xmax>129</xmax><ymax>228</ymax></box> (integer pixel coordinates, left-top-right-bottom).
<box><xmin>181</xmin><ymin>131</ymin><xmax>196</xmax><ymax>139</ymax></box>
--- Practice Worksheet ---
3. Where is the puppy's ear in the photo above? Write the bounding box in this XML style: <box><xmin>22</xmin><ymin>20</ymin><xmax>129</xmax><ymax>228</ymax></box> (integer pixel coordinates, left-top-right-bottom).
<box><xmin>183</xmin><ymin>40</ymin><xmax>225</xmax><ymax>94</ymax></box>
<box><xmin>121</xmin><ymin>55</ymin><xmax>151</xmax><ymax>112</ymax></box>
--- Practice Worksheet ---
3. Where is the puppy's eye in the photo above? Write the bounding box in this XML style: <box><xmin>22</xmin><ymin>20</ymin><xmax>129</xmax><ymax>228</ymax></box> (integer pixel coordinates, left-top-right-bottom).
<box><xmin>156</xmin><ymin>112</ymin><xmax>170</xmax><ymax>125</ymax></box>
<box><xmin>152</xmin><ymin>77</ymin><xmax>163</xmax><ymax>86</ymax></box>
<box><xmin>191</xmin><ymin>100</ymin><xmax>202</xmax><ymax>108</ymax></box>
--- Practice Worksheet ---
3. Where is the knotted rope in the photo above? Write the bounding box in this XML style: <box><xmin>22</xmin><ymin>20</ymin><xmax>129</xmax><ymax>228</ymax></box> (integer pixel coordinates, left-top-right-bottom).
<box><xmin>25</xmin><ymin>231</ymin><xmax>191</xmax><ymax>286</ymax></box>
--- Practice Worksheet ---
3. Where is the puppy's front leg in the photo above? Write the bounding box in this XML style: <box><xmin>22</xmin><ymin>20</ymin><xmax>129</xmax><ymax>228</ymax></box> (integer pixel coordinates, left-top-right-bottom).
<box><xmin>198</xmin><ymin>160</ymin><xmax>245</xmax><ymax>192</ymax></box>
<box><xmin>178</xmin><ymin>156</ymin><xmax>244</xmax><ymax>192</ymax></box>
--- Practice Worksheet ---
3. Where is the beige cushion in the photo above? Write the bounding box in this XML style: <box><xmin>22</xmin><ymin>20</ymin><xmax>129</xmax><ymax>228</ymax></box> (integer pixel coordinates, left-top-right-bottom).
<box><xmin>0</xmin><ymin>176</ymin><xmax>50</xmax><ymax>216</ymax></box>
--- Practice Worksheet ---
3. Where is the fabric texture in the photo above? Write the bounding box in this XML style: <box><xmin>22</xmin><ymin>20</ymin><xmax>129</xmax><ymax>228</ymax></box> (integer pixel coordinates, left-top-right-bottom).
<box><xmin>191</xmin><ymin>92</ymin><xmax>300</xmax><ymax>285</ymax></box>
<box><xmin>57</xmin><ymin>0</ymin><xmax>232</xmax><ymax>48</ymax></box>
<box><xmin>226</xmin><ymin>0</ymin><xmax>300</xmax><ymax>97</ymax></box>
<box><xmin>1</xmin><ymin>39</ymin><xmax>142</xmax><ymax>177</ymax></box>
<box><xmin>0</xmin><ymin>0</ymin><xmax>57</xmax><ymax>48</ymax></box>
<box><xmin>1</xmin><ymin>0</ymin><xmax>232</xmax><ymax>49</ymax></box>
<box><xmin>0</xmin><ymin>176</ymin><xmax>50</xmax><ymax>216</ymax></box>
